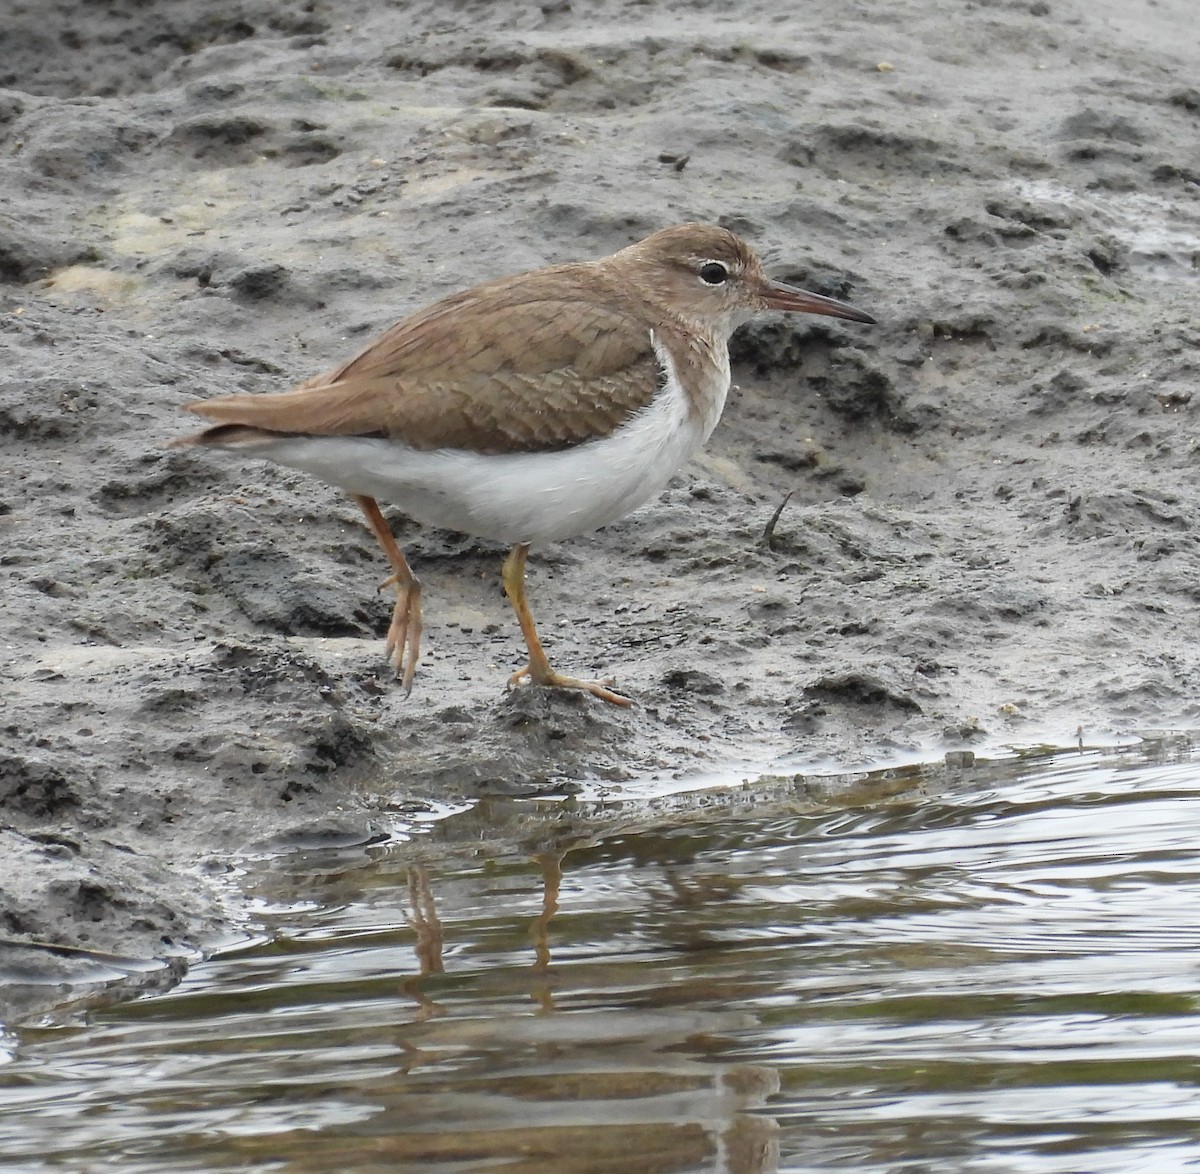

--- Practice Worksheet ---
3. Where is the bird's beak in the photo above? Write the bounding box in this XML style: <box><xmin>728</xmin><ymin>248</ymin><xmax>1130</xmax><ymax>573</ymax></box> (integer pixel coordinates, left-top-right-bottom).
<box><xmin>762</xmin><ymin>279</ymin><xmax>876</xmax><ymax>324</ymax></box>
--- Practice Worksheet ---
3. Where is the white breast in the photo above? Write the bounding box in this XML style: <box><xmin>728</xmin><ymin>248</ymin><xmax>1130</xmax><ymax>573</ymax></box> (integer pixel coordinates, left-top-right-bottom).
<box><xmin>253</xmin><ymin>336</ymin><xmax>730</xmax><ymax>547</ymax></box>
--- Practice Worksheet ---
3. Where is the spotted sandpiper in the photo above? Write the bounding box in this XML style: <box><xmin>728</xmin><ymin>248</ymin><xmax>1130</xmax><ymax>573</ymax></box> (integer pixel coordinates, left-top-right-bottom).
<box><xmin>173</xmin><ymin>224</ymin><xmax>875</xmax><ymax>706</ymax></box>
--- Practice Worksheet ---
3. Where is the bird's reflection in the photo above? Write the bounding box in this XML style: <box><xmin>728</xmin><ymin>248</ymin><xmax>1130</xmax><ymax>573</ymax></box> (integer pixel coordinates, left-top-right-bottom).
<box><xmin>528</xmin><ymin>850</ymin><xmax>562</xmax><ymax>1012</ymax></box>
<box><xmin>379</xmin><ymin>842</ymin><xmax>779</xmax><ymax>1173</ymax></box>
<box><xmin>399</xmin><ymin>864</ymin><xmax>444</xmax><ymax>1020</ymax></box>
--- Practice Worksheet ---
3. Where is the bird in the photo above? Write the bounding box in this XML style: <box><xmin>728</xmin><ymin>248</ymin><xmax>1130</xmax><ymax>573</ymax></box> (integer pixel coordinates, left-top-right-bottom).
<box><xmin>172</xmin><ymin>223</ymin><xmax>875</xmax><ymax>707</ymax></box>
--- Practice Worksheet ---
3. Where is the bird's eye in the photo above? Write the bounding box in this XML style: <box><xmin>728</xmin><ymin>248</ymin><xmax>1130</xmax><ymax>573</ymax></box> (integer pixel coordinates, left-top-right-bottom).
<box><xmin>698</xmin><ymin>261</ymin><xmax>728</xmax><ymax>285</ymax></box>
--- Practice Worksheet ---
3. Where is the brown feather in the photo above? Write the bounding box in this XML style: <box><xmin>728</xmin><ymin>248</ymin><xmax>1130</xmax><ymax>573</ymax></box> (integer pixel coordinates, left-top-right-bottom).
<box><xmin>179</xmin><ymin>264</ymin><xmax>667</xmax><ymax>455</ymax></box>
<box><xmin>173</xmin><ymin>223</ymin><xmax>862</xmax><ymax>457</ymax></box>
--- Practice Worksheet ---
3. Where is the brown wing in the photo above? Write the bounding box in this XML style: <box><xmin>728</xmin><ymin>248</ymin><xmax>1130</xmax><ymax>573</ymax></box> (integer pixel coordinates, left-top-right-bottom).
<box><xmin>177</xmin><ymin>265</ymin><xmax>662</xmax><ymax>455</ymax></box>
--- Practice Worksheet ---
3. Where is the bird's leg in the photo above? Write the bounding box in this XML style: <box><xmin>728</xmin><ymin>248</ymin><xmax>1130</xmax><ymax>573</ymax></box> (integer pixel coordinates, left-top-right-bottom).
<box><xmin>501</xmin><ymin>543</ymin><xmax>631</xmax><ymax>708</ymax></box>
<box><xmin>353</xmin><ymin>494</ymin><xmax>422</xmax><ymax>695</ymax></box>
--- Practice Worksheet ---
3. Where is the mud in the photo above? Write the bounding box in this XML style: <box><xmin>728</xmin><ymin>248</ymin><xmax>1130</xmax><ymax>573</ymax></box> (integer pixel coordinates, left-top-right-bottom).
<box><xmin>1</xmin><ymin>0</ymin><xmax>1198</xmax><ymax>1010</ymax></box>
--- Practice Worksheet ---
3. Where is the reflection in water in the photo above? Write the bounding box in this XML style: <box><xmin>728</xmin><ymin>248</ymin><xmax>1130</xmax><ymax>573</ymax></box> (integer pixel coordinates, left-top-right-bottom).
<box><xmin>402</xmin><ymin>865</ymin><xmax>444</xmax><ymax>1021</ymax></box>
<box><xmin>0</xmin><ymin>741</ymin><xmax>1199</xmax><ymax>1172</ymax></box>
<box><xmin>529</xmin><ymin>852</ymin><xmax>561</xmax><ymax>1012</ymax></box>
<box><xmin>368</xmin><ymin>852</ymin><xmax>777</xmax><ymax>1172</ymax></box>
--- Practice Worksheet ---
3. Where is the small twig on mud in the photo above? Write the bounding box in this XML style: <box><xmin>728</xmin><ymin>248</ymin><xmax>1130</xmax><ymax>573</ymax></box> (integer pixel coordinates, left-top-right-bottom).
<box><xmin>758</xmin><ymin>491</ymin><xmax>794</xmax><ymax>551</ymax></box>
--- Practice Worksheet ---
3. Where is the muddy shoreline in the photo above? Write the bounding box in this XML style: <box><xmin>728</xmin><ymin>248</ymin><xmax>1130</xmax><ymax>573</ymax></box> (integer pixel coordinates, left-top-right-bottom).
<box><xmin>2</xmin><ymin>0</ymin><xmax>1198</xmax><ymax>1013</ymax></box>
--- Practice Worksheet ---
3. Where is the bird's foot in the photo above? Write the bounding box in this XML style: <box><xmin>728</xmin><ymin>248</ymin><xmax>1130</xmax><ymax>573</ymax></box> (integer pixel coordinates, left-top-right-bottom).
<box><xmin>507</xmin><ymin>663</ymin><xmax>632</xmax><ymax>708</ymax></box>
<box><xmin>380</xmin><ymin>576</ymin><xmax>422</xmax><ymax>695</ymax></box>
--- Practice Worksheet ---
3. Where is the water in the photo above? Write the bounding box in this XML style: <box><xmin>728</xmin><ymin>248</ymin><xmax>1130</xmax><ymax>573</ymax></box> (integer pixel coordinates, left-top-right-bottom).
<box><xmin>2</xmin><ymin>739</ymin><xmax>1200</xmax><ymax>1173</ymax></box>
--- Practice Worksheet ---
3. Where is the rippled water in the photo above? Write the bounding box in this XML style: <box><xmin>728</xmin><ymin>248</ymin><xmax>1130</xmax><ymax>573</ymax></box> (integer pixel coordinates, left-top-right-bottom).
<box><xmin>2</xmin><ymin>740</ymin><xmax>1200</xmax><ymax>1173</ymax></box>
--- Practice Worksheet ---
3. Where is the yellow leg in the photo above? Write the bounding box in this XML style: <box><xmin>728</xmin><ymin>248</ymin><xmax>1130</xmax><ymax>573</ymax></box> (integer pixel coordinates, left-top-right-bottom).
<box><xmin>501</xmin><ymin>543</ymin><xmax>631</xmax><ymax>708</ymax></box>
<box><xmin>354</xmin><ymin>494</ymin><xmax>422</xmax><ymax>695</ymax></box>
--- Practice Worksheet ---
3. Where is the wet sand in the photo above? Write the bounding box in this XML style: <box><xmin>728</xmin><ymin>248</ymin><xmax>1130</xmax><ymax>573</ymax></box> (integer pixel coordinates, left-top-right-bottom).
<box><xmin>1</xmin><ymin>0</ymin><xmax>1198</xmax><ymax>994</ymax></box>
